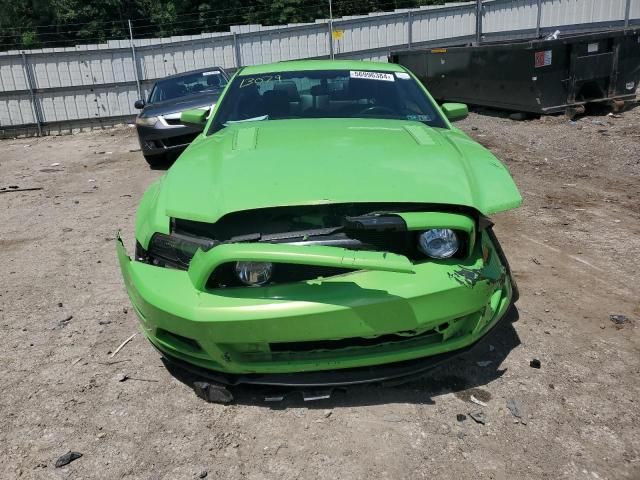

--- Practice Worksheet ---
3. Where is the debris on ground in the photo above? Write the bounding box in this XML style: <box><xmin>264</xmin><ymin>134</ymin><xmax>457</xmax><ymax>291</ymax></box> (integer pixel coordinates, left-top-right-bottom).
<box><xmin>0</xmin><ymin>187</ymin><xmax>43</xmax><ymax>194</ymax></box>
<box><xmin>456</xmin><ymin>414</ymin><xmax>467</xmax><ymax>422</ymax></box>
<box><xmin>58</xmin><ymin>315</ymin><xmax>73</xmax><ymax>326</ymax></box>
<box><xmin>530</xmin><ymin>359</ymin><xmax>542</xmax><ymax>369</ymax></box>
<box><xmin>117</xmin><ymin>373</ymin><xmax>129</xmax><ymax>382</ymax></box>
<box><xmin>470</xmin><ymin>395</ymin><xmax>488</xmax><ymax>407</ymax></box>
<box><xmin>609</xmin><ymin>314</ymin><xmax>629</xmax><ymax>326</ymax></box>
<box><xmin>109</xmin><ymin>333</ymin><xmax>137</xmax><ymax>358</ymax></box>
<box><xmin>323</xmin><ymin>410</ymin><xmax>332</xmax><ymax>418</ymax></box>
<box><xmin>199</xmin><ymin>471</ymin><xmax>208</xmax><ymax>479</ymax></box>
<box><xmin>506</xmin><ymin>398</ymin><xmax>523</xmax><ymax>418</ymax></box>
<box><xmin>469</xmin><ymin>411</ymin><xmax>486</xmax><ymax>425</ymax></box>
<box><xmin>54</xmin><ymin>451</ymin><xmax>82</xmax><ymax>468</ymax></box>
<box><xmin>193</xmin><ymin>382</ymin><xmax>234</xmax><ymax>404</ymax></box>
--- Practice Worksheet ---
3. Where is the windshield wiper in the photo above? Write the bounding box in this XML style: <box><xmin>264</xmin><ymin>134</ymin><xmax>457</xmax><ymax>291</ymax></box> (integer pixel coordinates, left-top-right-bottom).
<box><xmin>224</xmin><ymin>115</ymin><xmax>269</xmax><ymax>126</ymax></box>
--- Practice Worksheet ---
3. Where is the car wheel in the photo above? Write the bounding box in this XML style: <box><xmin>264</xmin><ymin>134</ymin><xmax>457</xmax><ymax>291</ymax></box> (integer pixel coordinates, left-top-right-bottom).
<box><xmin>144</xmin><ymin>153</ymin><xmax>167</xmax><ymax>168</ymax></box>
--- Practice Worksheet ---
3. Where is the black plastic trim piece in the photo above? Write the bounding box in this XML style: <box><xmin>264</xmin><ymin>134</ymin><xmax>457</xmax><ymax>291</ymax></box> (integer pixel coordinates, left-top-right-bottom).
<box><xmin>486</xmin><ymin>227</ymin><xmax>519</xmax><ymax>304</ymax></box>
<box><xmin>343</xmin><ymin>214</ymin><xmax>408</xmax><ymax>232</ymax></box>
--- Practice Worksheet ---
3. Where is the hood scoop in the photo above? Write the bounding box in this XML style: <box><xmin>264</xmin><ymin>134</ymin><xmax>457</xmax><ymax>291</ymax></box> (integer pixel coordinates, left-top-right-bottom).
<box><xmin>403</xmin><ymin>125</ymin><xmax>437</xmax><ymax>146</ymax></box>
<box><xmin>232</xmin><ymin>127</ymin><xmax>259</xmax><ymax>151</ymax></box>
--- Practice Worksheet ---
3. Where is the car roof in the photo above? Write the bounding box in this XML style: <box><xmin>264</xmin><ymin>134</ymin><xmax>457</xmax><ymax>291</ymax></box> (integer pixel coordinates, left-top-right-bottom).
<box><xmin>239</xmin><ymin>60</ymin><xmax>406</xmax><ymax>76</ymax></box>
<box><xmin>159</xmin><ymin>67</ymin><xmax>227</xmax><ymax>81</ymax></box>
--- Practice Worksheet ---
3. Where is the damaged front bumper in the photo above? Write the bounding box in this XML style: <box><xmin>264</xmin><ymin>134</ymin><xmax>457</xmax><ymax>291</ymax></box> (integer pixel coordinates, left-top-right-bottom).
<box><xmin>116</xmin><ymin>228</ymin><xmax>517</xmax><ymax>384</ymax></box>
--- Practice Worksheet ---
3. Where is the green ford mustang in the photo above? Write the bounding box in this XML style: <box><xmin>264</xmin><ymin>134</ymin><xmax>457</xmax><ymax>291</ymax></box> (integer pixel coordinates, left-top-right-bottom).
<box><xmin>117</xmin><ymin>60</ymin><xmax>522</xmax><ymax>386</ymax></box>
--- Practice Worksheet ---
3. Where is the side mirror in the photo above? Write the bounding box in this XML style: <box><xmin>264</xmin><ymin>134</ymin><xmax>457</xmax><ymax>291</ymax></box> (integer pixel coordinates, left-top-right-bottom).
<box><xmin>134</xmin><ymin>99</ymin><xmax>145</xmax><ymax>109</ymax></box>
<box><xmin>180</xmin><ymin>108</ymin><xmax>209</xmax><ymax>127</ymax></box>
<box><xmin>441</xmin><ymin>103</ymin><xmax>468</xmax><ymax>122</ymax></box>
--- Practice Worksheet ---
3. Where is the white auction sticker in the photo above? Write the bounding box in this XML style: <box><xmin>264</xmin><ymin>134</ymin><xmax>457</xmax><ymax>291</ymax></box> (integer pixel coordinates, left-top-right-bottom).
<box><xmin>202</xmin><ymin>71</ymin><xmax>221</xmax><ymax>76</ymax></box>
<box><xmin>395</xmin><ymin>72</ymin><xmax>411</xmax><ymax>80</ymax></box>
<box><xmin>350</xmin><ymin>71</ymin><xmax>395</xmax><ymax>82</ymax></box>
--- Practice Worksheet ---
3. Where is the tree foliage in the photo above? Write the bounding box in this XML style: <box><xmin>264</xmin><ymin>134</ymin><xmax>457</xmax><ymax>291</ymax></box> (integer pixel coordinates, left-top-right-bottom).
<box><xmin>0</xmin><ymin>0</ymin><xmax>466</xmax><ymax>50</ymax></box>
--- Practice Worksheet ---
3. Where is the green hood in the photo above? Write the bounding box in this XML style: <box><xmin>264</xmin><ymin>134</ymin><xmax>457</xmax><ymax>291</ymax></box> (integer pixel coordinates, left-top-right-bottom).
<box><xmin>159</xmin><ymin>118</ymin><xmax>521</xmax><ymax>224</ymax></box>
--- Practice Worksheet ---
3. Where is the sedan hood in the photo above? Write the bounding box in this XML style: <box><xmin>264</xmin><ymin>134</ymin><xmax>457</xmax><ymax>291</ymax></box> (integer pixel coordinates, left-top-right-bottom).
<box><xmin>140</xmin><ymin>92</ymin><xmax>223</xmax><ymax>117</ymax></box>
<box><xmin>160</xmin><ymin>118</ymin><xmax>522</xmax><ymax>223</ymax></box>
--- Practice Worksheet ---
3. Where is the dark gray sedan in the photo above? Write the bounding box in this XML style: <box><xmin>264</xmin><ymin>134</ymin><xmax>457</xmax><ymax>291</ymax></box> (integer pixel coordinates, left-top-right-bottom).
<box><xmin>134</xmin><ymin>67</ymin><xmax>229</xmax><ymax>166</ymax></box>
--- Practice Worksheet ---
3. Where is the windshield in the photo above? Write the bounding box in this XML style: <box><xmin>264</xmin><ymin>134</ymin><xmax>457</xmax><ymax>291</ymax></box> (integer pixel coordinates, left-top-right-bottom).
<box><xmin>149</xmin><ymin>70</ymin><xmax>228</xmax><ymax>103</ymax></box>
<box><xmin>209</xmin><ymin>69</ymin><xmax>446</xmax><ymax>133</ymax></box>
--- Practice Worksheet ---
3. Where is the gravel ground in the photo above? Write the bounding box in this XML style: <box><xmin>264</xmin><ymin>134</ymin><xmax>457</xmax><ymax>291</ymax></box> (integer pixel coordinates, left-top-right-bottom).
<box><xmin>1</xmin><ymin>106</ymin><xmax>639</xmax><ymax>480</ymax></box>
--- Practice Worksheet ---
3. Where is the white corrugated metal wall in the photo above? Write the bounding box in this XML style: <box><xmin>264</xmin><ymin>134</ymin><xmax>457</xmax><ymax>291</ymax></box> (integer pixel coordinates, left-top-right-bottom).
<box><xmin>0</xmin><ymin>0</ymin><xmax>638</xmax><ymax>134</ymax></box>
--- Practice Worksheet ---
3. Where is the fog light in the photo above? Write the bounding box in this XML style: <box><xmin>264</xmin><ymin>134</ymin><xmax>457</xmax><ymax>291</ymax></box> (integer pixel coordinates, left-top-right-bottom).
<box><xmin>235</xmin><ymin>261</ymin><xmax>273</xmax><ymax>286</ymax></box>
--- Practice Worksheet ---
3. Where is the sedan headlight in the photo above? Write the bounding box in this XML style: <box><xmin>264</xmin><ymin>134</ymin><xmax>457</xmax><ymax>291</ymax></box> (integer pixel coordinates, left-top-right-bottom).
<box><xmin>418</xmin><ymin>229</ymin><xmax>459</xmax><ymax>259</ymax></box>
<box><xmin>135</xmin><ymin>116</ymin><xmax>159</xmax><ymax>127</ymax></box>
<box><xmin>147</xmin><ymin>233</ymin><xmax>216</xmax><ymax>269</ymax></box>
<box><xmin>235</xmin><ymin>262</ymin><xmax>273</xmax><ymax>286</ymax></box>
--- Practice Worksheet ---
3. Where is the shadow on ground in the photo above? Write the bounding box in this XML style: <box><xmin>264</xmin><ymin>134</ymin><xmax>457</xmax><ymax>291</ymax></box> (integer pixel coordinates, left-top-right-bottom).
<box><xmin>468</xmin><ymin>100</ymin><xmax>636</xmax><ymax>121</ymax></box>
<box><xmin>163</xmin><ymin>307</ymin><xmax>522</xmax><ymax>409</ymax></box>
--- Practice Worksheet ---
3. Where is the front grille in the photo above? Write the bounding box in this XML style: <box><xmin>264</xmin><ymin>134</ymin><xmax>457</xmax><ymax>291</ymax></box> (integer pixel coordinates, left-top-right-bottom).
<box><xmin>270</xmin><ymin>327</ymin><xmax>443</xmax><ymax>353</ymax></box>
<box><xmin>162</xmin><ymin>132</ymin><xmax>199</xmax><ymax>147</ymax></box>
<box><xmin>233</xmin><ymin>311</ymin><xmax>483</xmax><ymax>364</ymax></box>
<box><xmin>171</xmin><ymin>204</ymin><xmax>474</xmax><ymax>288</ymax></box>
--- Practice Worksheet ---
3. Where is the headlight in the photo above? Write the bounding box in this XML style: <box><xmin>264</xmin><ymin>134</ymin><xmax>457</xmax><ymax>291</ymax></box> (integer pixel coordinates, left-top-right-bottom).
<box><xmin>148</xmin><ymin>233</ymin><xmax>216</xmax><ymax>269</ymax></box>
<box><xmin>418</xmin><ymin>229</ymin><xmax>459</xmax><ymax>259</ymax></box>
<box><xmin>235</xmin><ymin>261</ymin><xmax>273</xmax><ymax>286</ymax></box>
<box><xmin>135</xmin><ymin>116</ymin><xmax>158</xmax><ymax>127</ymax></box>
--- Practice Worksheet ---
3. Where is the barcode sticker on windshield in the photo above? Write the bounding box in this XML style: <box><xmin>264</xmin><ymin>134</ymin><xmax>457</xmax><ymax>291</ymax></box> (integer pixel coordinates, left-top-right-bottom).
<box><xmin>202</xmin><ymin>71</ymin><xmax>221</xmax><ymax>76</ymax></box>
<box><xmin>350</xmin><ymin>71</ymin><xmax>395</xmax><ymax>82</ymax></box>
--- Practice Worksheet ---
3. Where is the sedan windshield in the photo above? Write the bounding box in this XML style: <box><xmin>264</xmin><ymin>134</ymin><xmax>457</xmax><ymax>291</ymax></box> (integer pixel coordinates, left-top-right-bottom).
<box><xmin>149</xmin><ymin>70</ymin><xmax>228</xmax><ymax>103</ymax></box>
<box><xmin>209</xmin><ymin>69</ymin><xmax>446</xmax><ymax>133</ymax></box>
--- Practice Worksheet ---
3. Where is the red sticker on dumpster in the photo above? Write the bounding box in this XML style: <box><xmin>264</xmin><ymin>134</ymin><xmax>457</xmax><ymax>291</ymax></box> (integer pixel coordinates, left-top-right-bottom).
<box><xmin>535</xmin><ymin>50</ymin><xmax>552</xmax><ymax>68</ymax></box>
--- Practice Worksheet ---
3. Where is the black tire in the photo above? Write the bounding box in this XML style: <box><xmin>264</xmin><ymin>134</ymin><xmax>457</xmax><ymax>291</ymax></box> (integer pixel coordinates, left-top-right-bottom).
<box><xmin>144</xmin><ymin>153</ymin><xmax>166</xmax><ymax>168</ymax></box>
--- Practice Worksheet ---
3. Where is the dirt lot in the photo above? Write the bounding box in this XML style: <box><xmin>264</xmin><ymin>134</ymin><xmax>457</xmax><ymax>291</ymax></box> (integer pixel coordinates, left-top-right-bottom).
<box><xmin>1</xmin><ymin>105</ymin><xmax>639</xmax><ymax>480</ymax></box>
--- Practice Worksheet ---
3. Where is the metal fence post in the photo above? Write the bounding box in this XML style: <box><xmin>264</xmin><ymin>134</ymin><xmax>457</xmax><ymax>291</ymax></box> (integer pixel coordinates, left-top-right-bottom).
<box><xmin>20</xmin><ymin>52</ymin><xmax>43</xmax><ymax>136</ymax></box>
<box><xmin>407</xmin><ymin>10</ymin><xmax>413</xmax><ymax>49</ymax></box>
<box><xmin>328</xmin><ymin>0</ymin><xmax>335</xmax><ymax>60</ymax></box>
<box><xmin>625</xmin><ymin>0</ymin><xmax>631</xmax><ymax>28</ymax></box>
<box><xmin>328</xmin><ymin>21</ymin><xmax>335</xmax><ymax>59</ymax></box>
<box><xmin>536</xmin><ymin>0</ymin><xmax>543</xmax><ymax>38</ymax></box>
<box><xmin>475</xmin><ymin>0</ymin><xmax>483</xmax><ymax>45</ymax></box>
<box><xmin>233</xmin><ymin>32</ymin><xmax>242</xmax><ymax>68</ymax></box>
<box><xmin>128</xmin><ymin>20</ymin><xmax>142</xmax><ymax>100</ymax></box>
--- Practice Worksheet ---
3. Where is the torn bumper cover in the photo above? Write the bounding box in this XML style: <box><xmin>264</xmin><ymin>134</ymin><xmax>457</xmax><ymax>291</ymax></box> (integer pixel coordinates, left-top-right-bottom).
<box><xmin>117</xmin><ymin>226</ymin><xmax>517</xmax><ymax>386</ymax></box>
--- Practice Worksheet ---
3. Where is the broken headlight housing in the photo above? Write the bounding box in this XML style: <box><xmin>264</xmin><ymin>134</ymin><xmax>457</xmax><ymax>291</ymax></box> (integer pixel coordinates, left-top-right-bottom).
<box><xmin>418</xmin><ymin>229</ymin><xmax>459</xmax><ymax>259</ymax></box>
<box><xmin>147</xmin><ymin>233</ymin><xmax>216</xmax><ymax>269</ymax></box>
